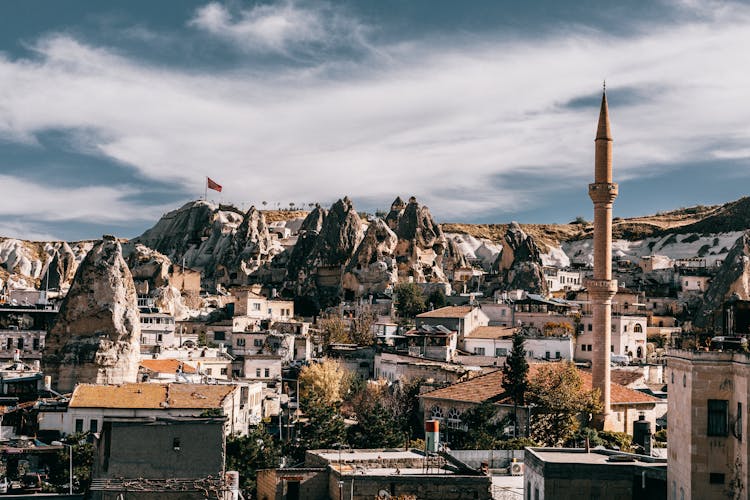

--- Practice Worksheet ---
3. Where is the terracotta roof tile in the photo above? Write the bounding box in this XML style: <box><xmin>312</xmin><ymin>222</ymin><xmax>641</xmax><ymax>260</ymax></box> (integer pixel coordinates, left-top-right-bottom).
<box><xmin>421</xmin><ymin>364</ymin><xmax>660</xmax><ymax>406</ymax></box>
<box><xmin>417</xmin><ymin>306</ymin><xmax>474</xmax><ymax>319</ymax></box>
<box><xmin>465</xmin><ymin>326</ymin><xmax>515</xmax><ymax>339</ymax></box>
<box><xmin>69</xmin><ymin>383</ymin><xmax>235</xmax><ymax>409</ymax></box>
<box><xmin>140</xmin><ymin>359</ymin><xmax>197</xmax><ymax>374</ymax></box>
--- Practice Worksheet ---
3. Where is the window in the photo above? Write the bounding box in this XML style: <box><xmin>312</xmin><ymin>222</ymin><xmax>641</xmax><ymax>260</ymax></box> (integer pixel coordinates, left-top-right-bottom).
<box><xmin>446</xmin><ymin>407</ymin><xmax>463</xmax><ymax>429</ymax></box>
<box><xmin>33</xmin><ymin>338</ymin><xmax>40</xmax><ymax>350</ymax></box>
<box><xmin>634</xmin><ymin>324</ymin><xmax>643</xmax><ymax>333</ymax></box>
<box><xmin>496</xmin><ymin>348</ymin><xmax>508</xmax><ymax>356</ymax></box>
<box><xmin>220</xmin><ymin>368</ymin><xmax>227</xmax><ymax>375</ymax></box>
<box><xmin>254</xmin><ymin>339</ymin><xmax>264</xmax><ymax>347</ymax></box>
<box><xmin>90</xmin><ymin>419</ymin><xmax>98</xmax><ymax>433</ymax></box>
<box><xmin>16</xmin><ymin>338</ymin><xmax>23</xmax><ymax>350</ymax></box>
<box><xmin>157</xmin><ymin>334</ymin><xmax>163</xmax><ymax>342</ymax></box>
<box><xmin>556</xmin><ymin>351</ymin><xmax>561</xmax><ymax>359</ymax></box>
<box><xmin>264</xmin><ymin>368</ymin><xmax>270</xmax><ymax>378</ymax></box>
<box><xmin>611</xmin><ymin>345</ymin><xmax>614</xmax><ymax>352</ymax></box>
<box><xmin>709</xmin><ymin>473</ymin><xmax>725</xmax><ymax>484</ymax></box>
<box><xmin>545</xmin><ymin>351</ymin><xmax>550</xmax><ymax>359</ymax></box>
<box><xmin>624</xmin><ymin>324</ymin><xmax>628</xmax><ymax>332</ymax></box>
<box><xmin>737</xmin><ymin>402</ymin><xmax>743</xmax><ymax>441</ymax></box>
<box><xmin>708</xmin><ymin>399</ymin><xmax>729</xmax><ymax>436</ymax></box>
<box><xmin>205</xmin><ymin>368</ymin><xmax>213</xmax><ymax>375</ymax></box>
<box><xmin>256</xmin><ymin>368</ymin><xmax>261</xmax><ymax>377</ymax></box>
<box><xmin>253</xmin><ymin>303</ymin><xmax>261</xmax><ymax>311</ymax></box>
<box><xmin>173</xmin><ymin>437</ymin><xmax>181</xmax><ymax>450</ymax></box>
<box><xmin>6</xmin><ymin>338</ymin><xmax>12</xmax><ymax>350</ymax></box>
<box><xmin>213</xmin><ymin>331</ymin><xmax>225</xmax><ymax>341</ymax></box>
<box><xmin>430</xmin><ymin>405</ymin><xmax>444</xmax><ymax>420</ymax></box>
<box><xmin>237</xmin><ymin>338</ymin><xmax>246</xmax><ymax>347</ymax></box>
<box><xmin>473</xmin><ymin>347</ymin><xmax>486</xmax><ymax>355</ymax></box>
<box><xmin>75</xmin><ymin>419</ymin><xmax>84</xmax><ymax>433</ymax></box>
<box><xmin>587</xmin><ymin>324</ymin><xmax>592</xmax><ymax>332</ymax></box>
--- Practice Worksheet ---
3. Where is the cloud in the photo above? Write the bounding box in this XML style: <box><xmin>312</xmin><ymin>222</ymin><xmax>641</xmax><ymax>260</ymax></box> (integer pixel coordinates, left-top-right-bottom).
<box><xmin>1</xmin><ymin>0</ymin><xmax>750</xmax><ymax>236</ymax></box>
<box><xmin>0</xmin><ymin>174</ymin><xmax>166</xmax><ymax>224</ymax></box>
<box><xmin>188</xmin><ymin>1</ymin><xmax>371</xmax><ymax>58</ymax></box>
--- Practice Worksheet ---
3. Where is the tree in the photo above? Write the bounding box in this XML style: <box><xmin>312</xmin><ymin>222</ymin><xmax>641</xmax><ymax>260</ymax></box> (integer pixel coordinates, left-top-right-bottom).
<box><xmin>502</xmin><ymin>332</ymin><xmax>529</xmax><ymax>436</ymax></box>
<box><xmin>394</xmin><ymin>282</ymin><xmax>426</xmax><ymax>319</ymax></box>
<box><xmin>298</xmin><ymin>359</ymin><xmax>350</xmax><ymax>407</ymax></box>
<box><xmin>452</xmin><ymin>401</ymin><xmax>502</xmax><ymax>449</ymax></box>
<box><xmin>427</xmin><ymin>289</ymin><xmax>447</xmax><ymax>310</ymax></box>
<box><xmin>226</xmin><ymin>425</ymin><xmax>280</xmax><ymax>498</ymax></box>
<box><xmin>349</xmin><ymin>397</ymin><xmax>403</xmax><ymax>449</ymax></box>
<box><xmin>350</xmin><ymin>309</ymin><xmax>376</xmax><ymax>345</ymax></box>
<box><xmin>49</xmin><ymin>433</ymin><xmax>94</xmax><ymax>493</ymax></box>
<box><xmin>318</xmin><ymin>313</ymin><xmax>350</xmax><ymax>348</ymax></box>
<box><xmin>527</xmin><ymin>362</ymin><xmax>602</xmax><ymax>446</ymax></box>
<box><xmin>298</xmin><ymin>396</ymin><xmax>347</xmax><ymax>451</ymax></box>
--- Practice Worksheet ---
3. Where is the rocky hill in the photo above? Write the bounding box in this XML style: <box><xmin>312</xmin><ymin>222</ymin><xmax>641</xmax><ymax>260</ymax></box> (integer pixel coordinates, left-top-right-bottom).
<box><xmin>3</xmin><ymin>196</ymin><xmax>750</xmax><ymax>313</ymax></box>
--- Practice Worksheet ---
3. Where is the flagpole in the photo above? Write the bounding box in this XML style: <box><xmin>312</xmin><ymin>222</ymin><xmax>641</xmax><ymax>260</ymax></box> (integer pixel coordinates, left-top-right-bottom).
<box><xmin>204</xmin><ymin>176</ymin><xmax>208</xmax><ymax>201</ymax></box>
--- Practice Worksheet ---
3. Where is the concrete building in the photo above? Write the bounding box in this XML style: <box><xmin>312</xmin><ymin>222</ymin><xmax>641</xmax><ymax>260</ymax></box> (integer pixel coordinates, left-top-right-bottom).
<box><xmin>524</xmin><ymin>448</ymin><xmax>667</xmax><ymax>500</ymax></box>
<box><xmin>38</xmin><ymin>382</ymin><xmax>260</xmax><ymax>437</ymax></box>
<box><xmin>89</xmin><ymin>416</ymin><xmax>227</xmax><ymax>500</ymax></box>
<box><xmin>416</xmin><ymin>305</ymin><xmax>489</xmax><ymax>340</ymax></box>
<box><xmin>667</xmin><ymin>348</ymin><xmax>750</xmax><ymax>500</ymax></box>
<box><xmin>576</xmin><ymin>315</ymin><xmax>648</xmax><ymax>363</ymax></box>
<box><xmin>462</xmin><ymin>326</ymin><xmax>574</xmax><ymax>361</ymax></box>
<box><xmin>374</xmin><ymin>351</ymin><xmax>481</xmax><ymax>385</ymax></box>
<box><xmin>139</xmin><ymin>311</ymin><xmax>176</xmax><ymax>354</ymax></box>
<box><xmin>257</xmin><ymin>449</ymin><xmax>492</xmax><ymax>500</ymax></box>
<box><xmin>586</xmin><ymin>89</ymin><xmax>619</xmax><ymax>428</ymax></box>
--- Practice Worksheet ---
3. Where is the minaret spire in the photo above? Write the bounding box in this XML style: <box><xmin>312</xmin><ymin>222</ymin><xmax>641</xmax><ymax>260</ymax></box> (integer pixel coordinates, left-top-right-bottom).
<box><xmin>587</xmin><ymin>83</ymin><xmax>618</xmax><ymax>430</ymax></box>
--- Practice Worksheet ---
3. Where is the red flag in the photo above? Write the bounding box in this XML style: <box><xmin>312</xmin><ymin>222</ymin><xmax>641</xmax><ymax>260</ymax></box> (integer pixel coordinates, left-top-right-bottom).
<box><xmin>207</xmin><ymin>177</ymin><xmax>222</xmax><ymax>192</ymax></box>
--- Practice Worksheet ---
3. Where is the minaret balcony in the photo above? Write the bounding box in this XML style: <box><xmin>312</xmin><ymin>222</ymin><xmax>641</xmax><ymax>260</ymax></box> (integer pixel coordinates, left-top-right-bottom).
<box><xmin>588</xmin><ymin>182</ymin><xmax>618</xmax><ymax>204</ymax></box>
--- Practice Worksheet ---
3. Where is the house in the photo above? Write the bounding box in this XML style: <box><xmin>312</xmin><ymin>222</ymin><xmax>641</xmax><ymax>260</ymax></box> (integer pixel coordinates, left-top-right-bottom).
<box><xmin>257</xmin><ymin>448</ymin><xmax>492</xmax><ymax>500</ymax></box>
<box><xmin>242</xmin><ymin>355</ymin><xmax>283</xmax><ymax>382</ymax></box>
<box><xmin>374</xmin><ymin>351</ymin><xmax>481</xmax><ymax>385</ymax></box>
<box><xmin>543</xmin><ymin>267</ymin><xmax>586</xmax><ymax>292</ymax></box>
<box><xmin>416</xmin><ymin>306</ymin><xmax>489</xmax><ymax>340</ymax></box>
<box><xmin>524</xmin><ymin>448</ymin><xmax>667</xmax><ymax>500</ymax></box>
<box><xmin>37</xmin><ymin>382</ymin><xmax>260</xmax><ymax>437</ymax></box>
<box><xmin>231</xmin><ymin>287</ymin><xmax>294</xmax><ymax>321</ymax></box>
<box><xmin>667</xmin><ymin>348</ymin><xmax>750</xmax><ymax>499</ymax></box>
<box><xmin>462</xmin><ymin>326</ymin><xmax>574</xmax><ymax>361</ymax></box>
<box><xmin>139</xmin><ymin>311</ymin><xmax>177</xmax><ymax>354</ymax></box>
<box><xmin>169</xmin><ymin>263</ymin><xmax>202</xmax><ymax>294</ymax></box>
<box><xmin>576</xmin><ymin>315</ymin><xmax>648</xmax><ymax>362</ymax></box>
<box><xmin>395</xmin><ymin>326</ymin><xmax>458</xmax><ymax>362</ymax></box>
<box><xmin>420</xmin><ymin>366</ymin><xmax>664</xmax><ymax>437</ymax></box>
<box><xmin>90</xmin><ymin>416</ymin><xmax>227</xmax><ymax>500</ymax></box>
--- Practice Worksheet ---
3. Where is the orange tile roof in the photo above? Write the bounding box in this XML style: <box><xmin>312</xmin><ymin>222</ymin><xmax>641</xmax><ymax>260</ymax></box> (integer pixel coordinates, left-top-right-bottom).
<box><xmin>465</xmin><ymin>326</ymin><xmax>515</xmax><ymax>339</ymax></box>
<box><xmin>140</xmin><ymin>359</ymin><xmax>197</xmax><ymax>374</ymax></box>
<box><xmin>69</xmin><ymin>383</ymin><xmax>235</xmax><ymax>409</ymax></box>
<box><xmin>421</xmin><ymin>364</ymin><xmax>660</xmax><ymax>406</ymax></box>
<box><xmin>417</xmin><ymin>306</ymin><xmax>474</xmax><ymax>319</ymax></box>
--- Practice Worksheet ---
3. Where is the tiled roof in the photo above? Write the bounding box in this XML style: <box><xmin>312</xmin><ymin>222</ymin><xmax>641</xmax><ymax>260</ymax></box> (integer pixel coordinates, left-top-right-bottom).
<box><xmin>69</xmin><ymin>383</ymin><xmax>234</xmax><ymax>409</ymax></box>
<box><xmin>417</xmin><ymin>306</ymin><xmax>473</xmax><ymax>318</ymax></box>
<box><xmin>421</xmin><ymin>364</ymin><xmax>660</xmax><ymax>406</ymax></box>
<box><xmin>140</xmin><ymin>359</ymin><xmax>197</xmax><ymax>374</ymax></box>
<box><xmin>465</xmin><ymin>326</ymin><xmax>515</xmax><ymax>339</ymax></box>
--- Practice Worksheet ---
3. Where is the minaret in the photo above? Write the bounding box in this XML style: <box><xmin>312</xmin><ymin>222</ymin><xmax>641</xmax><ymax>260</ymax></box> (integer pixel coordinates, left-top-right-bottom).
<box><xmin>587</xmin><ymin>86</ymin><xmax>618</xmax><ymax>428</ymax></box>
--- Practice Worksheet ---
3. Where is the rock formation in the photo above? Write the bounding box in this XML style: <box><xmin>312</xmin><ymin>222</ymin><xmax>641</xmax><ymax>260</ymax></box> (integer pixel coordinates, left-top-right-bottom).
<box><xmin>492</xmin><ymin>222</ymin><xmax>549</xmax><ymax>294</ymax></box>
<box><xmin>342</xmin><ymin>218</ymin><xmax>399</xmax><ymax>296</ymax></box>
<box><xmin>695</xmin><ymin>231</ymin><xmax>750</xmax><ymax>329</ymax></box>
<box><xmin>127</xmin><ymin>244</ymin><xmax>189</xmax><ymax>319</ymax></box>
<box><xmin>393</xmin><ymin>197</ymin><xmax>448</xmax><ymax>282</ymax></box>
<box><xmin>43</xmin><ymin>236</ymin><xmax>141</xmax><ymax>392</ymax></box>
<box><xmin>132</xmin><ymin>201</ymin><xmax>279</xmax><ymax>287</ymax></box>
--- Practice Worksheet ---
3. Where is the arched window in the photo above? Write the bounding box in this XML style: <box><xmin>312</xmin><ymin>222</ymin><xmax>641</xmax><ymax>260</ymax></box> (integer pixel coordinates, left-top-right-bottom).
<box><xmin>430</xmin><ymin>405</ymin><xmax>444</xmax><ymax>421</ymax></box>
<box><xmin>447</xmin><ymin>407</ymin><xmax>463</xmax><ymax>429</ymax></box>
<box><xmin>634</xmin><ymin>324</ymin><xmax>643</xmax><ymax>333</ymax></box>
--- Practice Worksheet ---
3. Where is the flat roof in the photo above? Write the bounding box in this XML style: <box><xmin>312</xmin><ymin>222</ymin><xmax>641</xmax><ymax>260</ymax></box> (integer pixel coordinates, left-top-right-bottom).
<box><xmin>527</xmin><ymin>448</ymin><xmax>667</xmax><ymax>467</ymax></box>
<box><xmin>315</xmin><ymin>450</ymin><xmax>423</xmax><ymax>462</ymax></box>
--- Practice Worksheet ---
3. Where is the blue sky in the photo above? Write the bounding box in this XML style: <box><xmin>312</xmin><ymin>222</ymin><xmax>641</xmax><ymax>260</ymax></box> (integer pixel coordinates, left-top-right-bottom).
<box><xmin>1</xmin><ymin>0</ymin><xmax>750</xmax><ymax>241</ymax></box>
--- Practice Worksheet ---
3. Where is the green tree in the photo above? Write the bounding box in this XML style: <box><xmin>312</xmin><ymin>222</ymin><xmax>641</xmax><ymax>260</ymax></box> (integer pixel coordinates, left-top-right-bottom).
<box><xmin>394</xmin><ymin>282</ymin><xmax>426</xmax><ymax>319</ymax></box>
<box><xmin>49</xmin><ymin>433</ymin><xmax>94</xmax><ymax>494</ymax></box>
<box><xmin>453</xmin><ymin>401</ymin><xmax>501</xmax><ymax>449</ymax></box>
<box><xmin>350</xmin><ymin>309</ymin><xmax>376</xmax><ymax>345</ymax></box>
<box><xmin>298</xmin><ymin>396</ymin><xmax>347</xmax><ymax>451</ymax></box>
<box><xmin>502</xmin><ymin>332</ymin><xmax>529</xmax><ymax>436</ymax></box>
<box><xmin>427</xmin><ymin>289</ymin><xmax>447</xmax><ymax>310</ymax></box>
<box><xmin>527</xmin><ymin>362</ymin><xmax>602</xmax><ymax>446</ymax></box>
<box><xmin>226</xmin><ymin>425</ymin><xmax>280</xmax><ymax>498</ymax></box>
<box><xmin>349</xmin><ymin>399</ymin><xmax>404</xmax><ymax>449</ymax></box>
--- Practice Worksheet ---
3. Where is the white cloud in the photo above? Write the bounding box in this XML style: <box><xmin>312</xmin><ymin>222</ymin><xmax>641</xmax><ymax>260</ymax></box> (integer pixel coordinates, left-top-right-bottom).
<box><xmin>189</xmin><ymin>1</ymin><xmax>370</xmax><ymax>57</ymax></box>
<box><xmin>0</xmin><ymin>1</ymin><xmax>750</xmax><ymax>230</ymax></box>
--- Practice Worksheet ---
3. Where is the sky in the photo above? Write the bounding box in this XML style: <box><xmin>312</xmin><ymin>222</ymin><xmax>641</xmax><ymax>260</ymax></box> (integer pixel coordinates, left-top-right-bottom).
<box><xmin>1</xmin><ymin>0</ymin><xmax>750</xmax><ymax>241</ymax></box>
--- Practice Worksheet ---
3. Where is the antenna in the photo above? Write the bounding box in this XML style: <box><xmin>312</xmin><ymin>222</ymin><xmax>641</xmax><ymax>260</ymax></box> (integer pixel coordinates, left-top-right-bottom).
<box><xmin>603</xmin><ymin>80</ymin><xmax>606</xmax><ymax>93</ymax></box>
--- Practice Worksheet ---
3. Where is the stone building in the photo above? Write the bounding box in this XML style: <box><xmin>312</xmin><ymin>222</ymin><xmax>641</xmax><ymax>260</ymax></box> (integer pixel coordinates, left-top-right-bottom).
<box><xmin>667</xmin><ymin>348</ymin><xmax>750</xmax><ymax>499</ymax></box>
<box><xmin>89</xmin><ymin>416</ymin><xmax>227</xmax><ymax>500</ymax></box>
